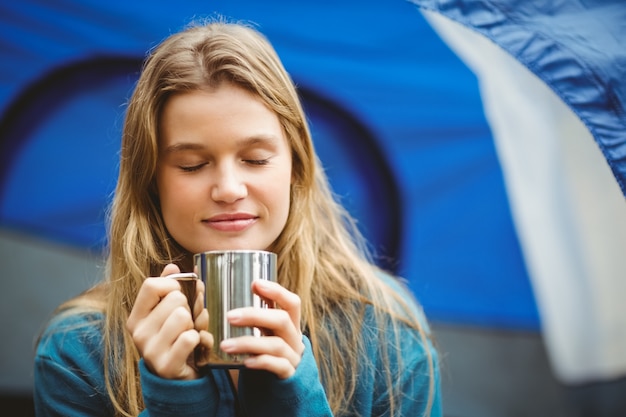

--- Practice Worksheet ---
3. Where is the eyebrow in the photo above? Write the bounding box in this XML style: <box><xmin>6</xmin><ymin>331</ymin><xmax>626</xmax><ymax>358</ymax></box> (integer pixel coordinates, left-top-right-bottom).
<box><xmin>162</xmin><ymin>135</ymin><xmax>281</xmax><ymax>154</ymax></box>
<box><xmin>162</xmin><ymin>142</ymin><xmax>205</xmax><ymax>154</ymax></box>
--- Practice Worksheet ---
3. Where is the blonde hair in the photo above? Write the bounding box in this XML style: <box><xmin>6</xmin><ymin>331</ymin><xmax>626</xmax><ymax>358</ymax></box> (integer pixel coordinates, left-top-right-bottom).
<box><xmin>66</xmin><ymin>20</ymin><xmax>434</xmax><ymax>416</ymax></box>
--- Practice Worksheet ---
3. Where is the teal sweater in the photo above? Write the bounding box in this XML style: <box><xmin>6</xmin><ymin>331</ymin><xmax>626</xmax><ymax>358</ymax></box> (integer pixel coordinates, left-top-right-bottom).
<box><xmin>34</xmin><ymin>287</ymin><xmax>442</xmax><ymax>416</ymax></box>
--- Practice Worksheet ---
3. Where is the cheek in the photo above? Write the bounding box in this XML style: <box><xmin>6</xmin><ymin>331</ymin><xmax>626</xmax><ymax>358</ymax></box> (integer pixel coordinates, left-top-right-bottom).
<box><xmin>158</xmin><ymin>188</ymin><xmax>179</xmax><ymax>229</ymax></box>
<box><xmin>274</xmin><ymin>175</ymin><xmax>292</xmax><ymax>224</ymax></box>
<box><xmin>157</xmin><ymin>175</ymin><xmax>196</xmax><ymax>222</ymax></box>
<box><xmin>156</xmin><ymin>176</ymin><xmax>175</xmax><ymax>212</ymax></box>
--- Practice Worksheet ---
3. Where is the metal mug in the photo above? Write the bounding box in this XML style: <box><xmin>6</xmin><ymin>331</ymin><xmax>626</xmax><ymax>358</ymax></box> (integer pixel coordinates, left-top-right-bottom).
<box><xmin>193</xmin><ymin>250</ymin><xmax>277</xmax><ymax>368</ymax></box>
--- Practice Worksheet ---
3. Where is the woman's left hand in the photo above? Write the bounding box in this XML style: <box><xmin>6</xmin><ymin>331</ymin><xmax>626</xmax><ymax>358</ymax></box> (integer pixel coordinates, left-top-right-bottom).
<box><xmin>219</xmin><ymin>280</ymin><xmax>304</xmax><ymax>379</ymax></box>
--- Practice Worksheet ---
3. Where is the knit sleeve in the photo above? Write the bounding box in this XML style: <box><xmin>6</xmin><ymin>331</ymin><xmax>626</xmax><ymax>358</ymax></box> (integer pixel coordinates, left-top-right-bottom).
<box><xmin>34</xmin><ymin>312</ymin><xmax>223</xmax><ymax>417</ymax></box>
<box><xmin>237</xmin><ymin>335</ymin><xmax>333</xmax><ymax>417</ymax></box>
<box><xmin>138</xmin><ymin>359</ymin><xmax>220</xmax><ymax>417</ymax></box>
<box><xmin>34</xmin><ymin>313</ymin><xmax>114</xmax><ymax>417</ymax></box>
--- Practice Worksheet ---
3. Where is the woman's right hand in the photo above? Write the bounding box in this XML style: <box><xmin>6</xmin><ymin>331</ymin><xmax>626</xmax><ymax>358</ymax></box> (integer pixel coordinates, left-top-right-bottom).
<box><xmin>126</xmin><ymin>263</ymin><xmax>212</xmax><ymax>380</ymax></box>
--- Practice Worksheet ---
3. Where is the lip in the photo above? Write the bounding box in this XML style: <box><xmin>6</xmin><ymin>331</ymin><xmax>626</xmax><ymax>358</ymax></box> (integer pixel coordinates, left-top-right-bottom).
<box><xmin>203</xmin><ymin>213</ymin><xmax>258</xmax><ymax>232</ymax></box>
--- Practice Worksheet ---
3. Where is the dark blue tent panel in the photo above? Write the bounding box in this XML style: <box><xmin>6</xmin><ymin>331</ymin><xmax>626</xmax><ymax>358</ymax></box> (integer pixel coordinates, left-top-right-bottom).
<box><xmin>0</xmin><ymin>0</ymin><xmax>540</xmax><ymax>329</ymax></box>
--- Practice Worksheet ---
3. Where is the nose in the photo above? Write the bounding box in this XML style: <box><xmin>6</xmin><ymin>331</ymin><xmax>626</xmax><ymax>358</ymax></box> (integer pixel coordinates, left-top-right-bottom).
<box><xmin>210</xmin><ymin>163</ymin><xmax>247</xmax><ymax>203</ymax></box>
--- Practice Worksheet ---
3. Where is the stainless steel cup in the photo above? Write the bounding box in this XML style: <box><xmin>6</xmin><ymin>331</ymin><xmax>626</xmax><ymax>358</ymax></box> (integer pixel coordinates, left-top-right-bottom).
<box><xmin>194</xmin><ymin>250</ymin><xmax>277</xmax><ymax>368</ymax></box>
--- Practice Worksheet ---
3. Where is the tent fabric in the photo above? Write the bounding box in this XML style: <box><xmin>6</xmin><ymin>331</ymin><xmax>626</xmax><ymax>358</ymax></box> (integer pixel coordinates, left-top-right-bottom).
<box><xmin>410</xmin><ymin>0</ymin><xmax>626</xmax><ymax>195</ymax></box>
<box><xmin>4</xmin><ymin>0</ymin><xmax>593</xmax><ymax>335</ymax></box>
<box><xmin>421</xmin><ymin>9</ymin><xmax>626</xmax><ymax>384</ymax></box>
<box><xmin>2</xmin><ymin>0</ymin><xmax>626</xmax><ymax>385</ymax></box>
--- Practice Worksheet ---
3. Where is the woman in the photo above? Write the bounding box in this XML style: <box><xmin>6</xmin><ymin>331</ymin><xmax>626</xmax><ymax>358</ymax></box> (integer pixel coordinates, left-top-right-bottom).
<box><xmin>34</xmin><ymin>20</ymin><xmax>442</xmax><ymax>416</ymax></box>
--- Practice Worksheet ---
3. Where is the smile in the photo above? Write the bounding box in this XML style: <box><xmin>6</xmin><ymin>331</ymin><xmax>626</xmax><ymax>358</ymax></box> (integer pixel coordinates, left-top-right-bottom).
<box><xmin>204</xmin><ymin>213</ymin><xmax>258</xmax><ymax>232</ymax></box>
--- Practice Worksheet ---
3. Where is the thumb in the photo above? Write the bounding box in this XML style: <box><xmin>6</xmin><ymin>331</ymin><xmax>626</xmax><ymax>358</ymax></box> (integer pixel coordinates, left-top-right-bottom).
<box><xmin>160</xmin><ymin>263</ymin><xmax>181</xmax><ymax>277</ymax></box>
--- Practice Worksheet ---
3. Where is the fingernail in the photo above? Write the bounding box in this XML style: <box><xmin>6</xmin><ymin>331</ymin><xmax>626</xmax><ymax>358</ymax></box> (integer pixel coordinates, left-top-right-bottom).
<box><xmin>227</xmin><ymin>309</ymin><xmax>242</xmax><ymax>321</ymax></box>
<box><xmin>221</xmin><ymin>339</ymin><xmax>234</xmax><ymax>351</ymax></box>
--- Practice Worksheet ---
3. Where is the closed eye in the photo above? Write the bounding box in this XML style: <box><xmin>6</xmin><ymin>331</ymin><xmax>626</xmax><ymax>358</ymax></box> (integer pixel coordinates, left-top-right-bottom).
<box><xmin>244</xmin><ymin>159</ymin><xmax>270</xmax><ymax>166</ymax></box>
<box><xmin>179</xmin><ymin>163</ymin><xmax>206</xmax><ymax>172</ymax></box>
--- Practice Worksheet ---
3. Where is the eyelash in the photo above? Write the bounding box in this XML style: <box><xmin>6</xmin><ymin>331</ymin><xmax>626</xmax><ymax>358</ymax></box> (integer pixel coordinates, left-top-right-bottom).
<box><xmin>178</xmin><ymin>159</ymin><xmax>269</xmax><ymax>172</ymax></box>
<box><xmin>244</xmin><ymin>159</ymin><xmax>270</xmax><ymax>166</ymax></box>
<box><xmin>179</xmin><ymin>164</ymin><xmax>205</xmax><ymax>172</ymax></box>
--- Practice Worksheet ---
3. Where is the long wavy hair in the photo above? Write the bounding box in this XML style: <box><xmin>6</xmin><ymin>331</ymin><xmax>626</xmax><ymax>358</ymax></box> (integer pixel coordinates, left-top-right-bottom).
<box><xmin>63</xmin><ymin>20</ymin><xmax>434</xmax><ymax>416</ymax></box>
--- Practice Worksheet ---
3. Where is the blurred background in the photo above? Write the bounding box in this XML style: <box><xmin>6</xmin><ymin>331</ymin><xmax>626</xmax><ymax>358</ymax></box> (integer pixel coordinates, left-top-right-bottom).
<box><xmin>1</xmin><ymin>1</ymin><xmax>625</xmax><ymax>416</ymax></box>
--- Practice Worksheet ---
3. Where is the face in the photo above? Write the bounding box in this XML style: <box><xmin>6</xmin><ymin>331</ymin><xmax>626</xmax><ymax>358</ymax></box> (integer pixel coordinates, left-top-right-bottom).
<box><xmin>156</xmin><ymin>83</ymin><xmax>292</xmax><ymax>254</ymax></box>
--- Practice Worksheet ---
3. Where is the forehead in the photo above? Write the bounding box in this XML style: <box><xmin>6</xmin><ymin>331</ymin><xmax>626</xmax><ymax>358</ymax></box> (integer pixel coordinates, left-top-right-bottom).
<box><xmin>159</xmin><ymin>85</ymin><xmax>289</xmax><ymax>148</ymax></box>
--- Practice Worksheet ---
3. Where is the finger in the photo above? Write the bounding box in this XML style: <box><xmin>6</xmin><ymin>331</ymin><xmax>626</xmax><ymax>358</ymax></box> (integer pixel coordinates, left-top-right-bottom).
<box><xmin>160</xmin><ymin>305</ymin><xmax>195</xmax><ymax>345</ymax></box>
<box><xmin>148</xmin><ymin>328</ymin><xmax>200</xmax><ymax>380</ymax></box>
<box><xmin>243</xmin><ymin>354</ymin><xmax>296</xmax><ymax>380</ymax></box>
<box><xmin>195</xmin><ymin>330</ymin><xmax>214</xmax><ymax>368</ymax></box>
<box><xmin>160</xmin><ymin>263</ymin><xmax>181</xmax><ymax>277</ymax></box>
<box><xmin>226</xmin><ymin>308</ymin><xmax>304</xmax><ymax>355</ymax></box>
<box><xmin>221</xmin><ymin>335</ymin><xmax>301</xmax><ymax>370</ymax></box>
<box><xmin>194</xmin><ymin>308</ymin><xmax>209</xmax><ymax>332</ymax></box>
<box><xmin>251</xmin><ymin>280</ymin><xmax>302</xmax><ymax>332</ymax></box>
<box><xmin>129</xmin><ymin>290</ymin><xmax>190</xmax><ymax>352</ymax></box>
<box><xmin>128</xmin><ymin>264</ymin><xmax>182</xmax><ymax>326</ymax></box>
<box><xmin>192</xmin><ymin>279</ymin><xmax>205</xmax><ymax>320</ymax></box>
<box><xmin>224</xmin><ymin>333</ymin><xmax>299</xmax><ymax>379</ymax></box>
<box><xmin>127</xmin><ymin>277</ymin><xmax>182</xmax><ymax>330</ymax></box>
<box><xmin>199</xmin><ymin>330</ymin><xmax>214</xmax><ymax>350</ymax></box>
<box><xmin>141</xmin><ymin>306</ymin><xmax>195</xmax><ymax>368</ymax></box>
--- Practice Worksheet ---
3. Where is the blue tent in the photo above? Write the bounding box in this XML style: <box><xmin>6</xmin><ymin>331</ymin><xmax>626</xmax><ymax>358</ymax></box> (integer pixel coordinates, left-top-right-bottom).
<box><xmin>1</xmin><ymin>0</ymin><xmax>625</xmax><ymax>386</ymax></box>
